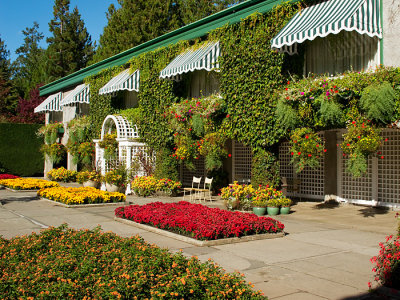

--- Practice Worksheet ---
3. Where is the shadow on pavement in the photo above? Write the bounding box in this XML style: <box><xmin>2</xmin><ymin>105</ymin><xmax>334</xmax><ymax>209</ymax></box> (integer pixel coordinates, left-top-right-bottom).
<box><xmin>340</xmin><ymin>286</ymin><xmax>400</xmax><ymax>300</ymax></box>
<box><xmin>358</xmin><ymin>206</ymin><xmax>390</xmax><ymax>218</ymax></box>
<box><xmin>1</xmin><ymin>196</ymin><xmax>39</xmax><ymax>204</ymax></box>
<box><xmin>313</xmin><ymin>200</ymin><xmax>340</xmax><ymax>210</ymax></box>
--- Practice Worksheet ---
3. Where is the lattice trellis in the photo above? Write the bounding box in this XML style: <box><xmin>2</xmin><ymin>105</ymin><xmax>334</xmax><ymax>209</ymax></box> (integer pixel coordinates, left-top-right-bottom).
<box><xmin>233</xmin><ymin>140</ymin><xmax>252</xmax><ymax>183</ymax></box>
<box><xmin>101</xmin><ymin>115</ymin><xmax>139</xmax><ymax>140</ymax></box>
<box><xmin>131</xmin><ymin>145</ymin><xmax>155</xmax><ymax>177</ymax></box>
<box><xmin>181</xmin><ymin>157</ymin><xmax>206</xmax><ymax>187</ymax></box>
<box><xmin>340</xmin><ymin>149</ymin><xmax>373</xmax><ymax>201</ymax></box>
<box><xmin>279</xmin><ymin>133</ymin><xmax>325</xmax><ymax>200</ymax></box>
<box><xmin>378</xmin><ymin>129</ymin><xmax>400</xmax><ymax>204</ymax></box>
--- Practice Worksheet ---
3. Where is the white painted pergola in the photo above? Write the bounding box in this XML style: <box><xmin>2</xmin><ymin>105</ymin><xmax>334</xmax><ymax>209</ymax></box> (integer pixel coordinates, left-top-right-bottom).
<box><xmin>93</xmin><ymin>114</ymin><xmax>149</xmax><ymax>194</ymax></box>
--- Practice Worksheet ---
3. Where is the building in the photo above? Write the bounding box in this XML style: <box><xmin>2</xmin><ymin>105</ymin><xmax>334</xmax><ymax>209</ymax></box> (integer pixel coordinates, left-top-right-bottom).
<box><xmin>35</xmin><ymin>0</ymin><xmax>400</xmax><ymax>207</ymax></box>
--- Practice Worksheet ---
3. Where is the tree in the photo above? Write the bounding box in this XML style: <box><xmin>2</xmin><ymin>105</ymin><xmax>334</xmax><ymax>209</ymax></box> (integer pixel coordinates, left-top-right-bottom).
<box><xmin>0</xmin><ymin>36</ymin><xmax>18</xmax><ymax>115</ymax></box>
<box><xmin>91</xmin><ymin>0</ymin><xmax>243</xmax><ymax>63</ymax></box>
<box><xmin>7</xmin><ymin>85</ymin><xmax>45</xmax><ymax>124</ymax></box>
<box><xmin>46</xmin><ymin>0</ymin><xmax>94</xmax><ymax>80</ymax></box>
<box><xmin>12</xmin><ymin>22</ymin><xmax>50</xmax><ymax>99</ymax></box>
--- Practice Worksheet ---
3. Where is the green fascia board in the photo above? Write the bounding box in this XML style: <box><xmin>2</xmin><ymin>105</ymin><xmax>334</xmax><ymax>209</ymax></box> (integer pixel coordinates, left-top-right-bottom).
<box><xmin>40</xmin><ymin>0</ymin><xmax>290</xmax><ymax>96</ymax></box>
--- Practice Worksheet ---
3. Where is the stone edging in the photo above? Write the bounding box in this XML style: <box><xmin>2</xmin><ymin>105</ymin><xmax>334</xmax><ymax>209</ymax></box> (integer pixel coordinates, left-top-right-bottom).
<box><xmin>40</xmin><ymin>198</ymin><xmax>126</xmax><ymax>208</ymax></box>
<box><xmin>5</xmin><ymin>188</ymin><xmax>39</xmax><ymax>193</ymax></box>
<box><xmin>114</xmin><ymin>217</ymin><xmax>285</xmax><ymax>246</ymax></box>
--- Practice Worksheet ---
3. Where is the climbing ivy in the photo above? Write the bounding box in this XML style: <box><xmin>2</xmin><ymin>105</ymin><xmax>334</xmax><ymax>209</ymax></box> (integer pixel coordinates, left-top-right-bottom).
<box><xmin>85</xmin><ymin>65</ymin><xmax>125</xmax><ymax>137</ymax></box>
<box><xmin>210</xmin><ymin>3</ymin><xmax>303</xmax><ymax>150</ymax></box>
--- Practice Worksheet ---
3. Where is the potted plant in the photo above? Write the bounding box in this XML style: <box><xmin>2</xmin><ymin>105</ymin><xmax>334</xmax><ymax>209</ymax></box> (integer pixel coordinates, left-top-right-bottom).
<box><xmin>104</xmin><ymin>165</ymin><xmax>128</xmax><ymax>193</ymax></box>
<box><xmin>77</xmin><ymin>170</ymin><xmax>101</xmax><ymax>188</ymax></box>
<box><xmin>279</xmin><ymin>197</ymin><xmax>292</xmax><ymax>214</ymax></box>
<box><xmin>267</xmin><ymin>198</ymin><xmax>280</xmax><ymax>216</ymax></box>
<box><xmin>251</xmin><ymin>196</ymin><xmax>267</xmax><ymax>216</ymax></box>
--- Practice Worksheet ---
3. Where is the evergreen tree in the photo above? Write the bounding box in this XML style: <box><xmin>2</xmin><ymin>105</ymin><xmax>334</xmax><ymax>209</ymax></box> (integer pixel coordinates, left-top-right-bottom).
<box><xmin>0</xmin><ymin>36</ymin><xmax>18</xmax><ymax>115</ymax></box>
<box><xmin>46</xmin><ymin>0</ymin><xmax>94</xmax><ymax>80</ymax></box>
<box><xmin>92</xmin><ymin>0</ymin><xmax>242</xmax><ymax>63</ymax></box>
<box><xmin>12</xmin><ymin>22</ymin><xmax>50</xmax><ymax>99</ymax></box>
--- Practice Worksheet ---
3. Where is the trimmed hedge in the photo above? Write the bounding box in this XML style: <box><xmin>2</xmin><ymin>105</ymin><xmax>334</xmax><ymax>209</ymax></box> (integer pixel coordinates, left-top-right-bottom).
<box><xmin>0</xmin><ymin>123</ymin><xmax>44</xmax><ymax>176</ymax></box>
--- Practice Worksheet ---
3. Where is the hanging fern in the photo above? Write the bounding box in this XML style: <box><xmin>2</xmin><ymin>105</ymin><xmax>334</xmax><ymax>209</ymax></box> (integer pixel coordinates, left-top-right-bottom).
<box><xmin>319</xmin><ymin>95</ymin><xmax>343</xmax><ymax>127</ymax></box>
<box><xmin>346</xmin><ymin>150</ymin><xmax>368</xmax><ymax>178</ymax></box>
<box><xmin>359</xmin><ymin>81</ymin><xmax>396</xmax><ymax>124</ymax></box>
<box><xmin>275</xmin><ymin>99</ymin><xmax>299</xmax><ymax>130</ymax></box>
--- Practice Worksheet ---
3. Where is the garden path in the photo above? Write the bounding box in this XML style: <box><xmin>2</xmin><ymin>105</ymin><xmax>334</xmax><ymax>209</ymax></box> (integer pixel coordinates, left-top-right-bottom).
<box><xmin>0</xmin><ymin>186</ymin><xmax>398</xmax><ymax>300</ymax></box>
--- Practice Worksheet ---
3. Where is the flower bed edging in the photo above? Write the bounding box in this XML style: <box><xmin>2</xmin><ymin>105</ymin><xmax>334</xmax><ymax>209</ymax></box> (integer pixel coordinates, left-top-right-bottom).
<box><xmin>115</xmin><ymin>216</ymin><xmax>285</xmax><ymax>246</ymax></box>
<box><xmin>40</xmin><ymin>197</ymin><xmax>126</xmax><ymax>208</ymax></box>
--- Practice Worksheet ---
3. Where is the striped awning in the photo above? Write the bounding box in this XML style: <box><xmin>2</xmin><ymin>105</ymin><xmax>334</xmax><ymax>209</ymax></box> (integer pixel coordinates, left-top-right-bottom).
<box><xmin>34</xmin><ymin>92</ymin><xmax>63</xmax><ymax>113</ymax></box>
<box><xmin>99</xmin><ymin>69</ymin><xmax>140</xmax><ymax>95</ymax></box>
<box><xmin>60</xmin><ymin>84</ymin><xmax>90</xmax><ymax>106</ymax></box>
<box><xmin>160</xmin><ymin>41</ymin><xmax>220</xmax><ymax>80</ymax></box>
<box><xmin>271</xmin><ymin>0</ymin><xmax>382</xmax><ymax>55</ymax></box>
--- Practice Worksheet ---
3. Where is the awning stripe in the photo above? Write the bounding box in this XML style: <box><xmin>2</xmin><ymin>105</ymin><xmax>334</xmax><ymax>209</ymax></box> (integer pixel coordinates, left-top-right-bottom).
<box><xmin>99</xmin><ymin>69</ymin><xmax>140</xmax><ymax>95</ymax></box>
<box><xmin>60</xmin><ymin>84</ymin><xmax>90</xmax><ymax>106</ymax></box>
<box><xmin>160</xmin><ymin>41</ymin><xmax>220</xmax><ymax>80</ymax></box>
<box><xmin>34</xmin><ymin>92</ymin><xmax>63</xmax><ymax>113</ymax></box>
<box><xmin>271</xmin><ymin>0</ymin><xmax>382</xmax><ymax>55</ymax></box>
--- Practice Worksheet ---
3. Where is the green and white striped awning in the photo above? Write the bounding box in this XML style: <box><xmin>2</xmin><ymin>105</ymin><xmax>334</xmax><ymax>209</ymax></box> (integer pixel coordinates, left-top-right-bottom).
<box><xmin>99</xmin><ymin>69</ymin><xmax>140</xmax><ymax>95</ymax></box>
<box><xmin>60</xmin><ymin>84</ymin><xmax>90</xmax><ymax>106</ymax></box>
<box><xmin>160</xmin><ymin>41</ymin><xmax>220</xmax><ymax>81</ymax></box>
<box><xmin>34</xmin><ymin>92</ymin><xmax>63</xmax><ymax>113</ymax></box>
<box><xmin>271</xmin><ymin>0</ymin><xmax>382</xmax><ymax>55</ymax></box>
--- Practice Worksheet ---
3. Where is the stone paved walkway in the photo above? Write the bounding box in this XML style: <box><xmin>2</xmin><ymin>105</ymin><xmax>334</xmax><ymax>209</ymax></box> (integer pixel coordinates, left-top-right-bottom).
<box><xmin>0</xmin><ymin>185</ymin><xmax>399</xmax><ymax>299</ymax></box>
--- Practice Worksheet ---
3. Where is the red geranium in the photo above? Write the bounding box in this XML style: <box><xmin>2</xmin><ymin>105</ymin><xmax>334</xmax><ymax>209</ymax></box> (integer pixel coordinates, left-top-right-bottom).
<box><xmin>115</xmin><ymin>202</ymin><xmax>284</xmax><ymax>241</ymax></box>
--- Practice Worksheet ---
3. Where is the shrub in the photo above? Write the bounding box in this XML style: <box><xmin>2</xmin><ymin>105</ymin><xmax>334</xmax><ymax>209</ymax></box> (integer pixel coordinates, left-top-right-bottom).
<box><xmin>154</xmin><ymin>148</ymin><xmax>179</xmax><ymax>181</ymax></box>
<box><xmin>0</xmin><ymin>123</ymin><xmax>44</xmax><ymax>176</ymax></box>
<box><xmin>38</xmin><ymin>187</ymin><xmax>125</xmax><ymax>205</ymax></box>
<box><xmin>115</xmin><ymin>201</ymin><xmax>284</xmax><ymax>240</ymax></box>
<box><xmin>370</xmin><ymin>235</ymin><xmax>400</xmax><ymax>289</ymax></box>
<box><xmin>0</xmin><ymin>225</ymin><xmax>266</xmax><ymax>299</ymax></box>
<box><xmin>47</xmin><ymin>167</ymin><xmax>77</xmax><ymax>182</ymax></box>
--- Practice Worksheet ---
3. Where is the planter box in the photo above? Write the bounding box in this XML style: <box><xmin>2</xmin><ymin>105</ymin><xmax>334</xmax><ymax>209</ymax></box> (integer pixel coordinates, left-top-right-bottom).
<box><xmin>115</xmin><ymin>216</ymin><xmax>285</xmax><ymax>247</ymax></box>
<box><xmin>40</xmin><ymin>197</ymin><xmax>126</xmax><ymax>208</ymax></box>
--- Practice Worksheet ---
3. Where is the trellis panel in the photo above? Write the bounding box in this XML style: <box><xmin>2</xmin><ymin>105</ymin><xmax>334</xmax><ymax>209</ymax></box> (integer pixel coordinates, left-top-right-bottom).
<box><xmin>279</xmin><ymin>134</ymin><xmax>325</xmax><ymax>200</ymax></box>
<box><xmin>233</xmin><ymin>140</ymin><xmax>252</xmax><ymax>183</ymax></box>
<box><xmin>378</xmin><ymin>129</ymin><xmax>400</xmax><ymax>204</ymax></box>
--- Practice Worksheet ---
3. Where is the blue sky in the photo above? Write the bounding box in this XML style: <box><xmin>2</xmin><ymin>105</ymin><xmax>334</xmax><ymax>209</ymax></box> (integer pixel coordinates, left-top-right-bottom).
<box><xmin>0</xmin><ymin>0</ymin><xmax>120</xmax><ymax>62</ymax></box>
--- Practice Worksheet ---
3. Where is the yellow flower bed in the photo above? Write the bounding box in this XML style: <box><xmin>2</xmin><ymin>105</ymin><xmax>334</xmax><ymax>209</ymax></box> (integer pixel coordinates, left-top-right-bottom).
<box><xmin>37</xmin><ymin>186</ymin><xmax>126</xmax><ymax>205</ymax></box>
<box><xmin>0</xmin><ymin>178</ymin><xmax>59</xmax><ymax>190</ymax></box>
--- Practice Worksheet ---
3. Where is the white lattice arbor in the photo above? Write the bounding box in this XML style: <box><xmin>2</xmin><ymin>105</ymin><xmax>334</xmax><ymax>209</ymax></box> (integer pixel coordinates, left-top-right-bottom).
<box><xmin>94</xmin><ymin>115</ymin><xmax>151</xmax><ymax>194</ymax></box>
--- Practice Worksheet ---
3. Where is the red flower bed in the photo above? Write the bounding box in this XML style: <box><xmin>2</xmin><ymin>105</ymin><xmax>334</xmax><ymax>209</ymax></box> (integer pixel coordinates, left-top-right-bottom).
<box><xmin>115</xmin><ymin>201</ymin><xmax>284</xmax><ymax>240</ymax></box>
<box><xmin>0</xmin><ymin>174</ymin><xmax>19</xmax><ymax>180</ymax></box>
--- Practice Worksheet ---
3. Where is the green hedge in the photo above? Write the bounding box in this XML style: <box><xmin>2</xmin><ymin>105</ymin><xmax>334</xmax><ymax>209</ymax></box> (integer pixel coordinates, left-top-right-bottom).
<box><xmin>0</xmin><ymin>123</ymin><xmax>44</xmax><ymax>176</ymax></box>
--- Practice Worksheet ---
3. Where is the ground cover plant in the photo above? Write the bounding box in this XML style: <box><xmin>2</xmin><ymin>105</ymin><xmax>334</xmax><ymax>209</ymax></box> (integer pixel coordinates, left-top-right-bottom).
<box><xmin>47</xmin><ymin>167</ymin><xmax>77</xmax><ymax>182</ymax></box>
<box><xmin>0</xmin><ymin>225</ymin><xmax>266</xmax><ymax>299</ymax></box>
<box><xmin>38</xmin><ymin>186</ymin><xmax>125</xmax><ymax>205</ymax></box>
<box><xmin>115</xmin><ymin>201</ymin><xmax>284</xmax><ymax>240</ymax></box>
<box><xmin>0</xmin><ymin>178</ymin><xmax>59</xmax><ymax>190</ymax></box>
